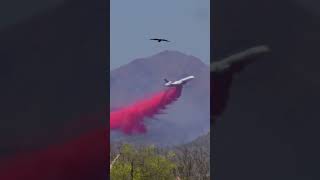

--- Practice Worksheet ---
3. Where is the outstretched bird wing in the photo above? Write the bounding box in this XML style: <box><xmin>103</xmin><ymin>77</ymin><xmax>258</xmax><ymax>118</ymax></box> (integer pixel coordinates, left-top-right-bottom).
<box><xmin>211</xmin><ymin>46</ymin><xmax>270</xmax><ymax>73</ymax></box>
<box><xmin>211</xmin><ymin>45</ymin><xmax>270</xmax><ymax>119</ymax></box>
<box><xmin>150</xmin><ymin>38</ymin><xmax>170</xmax><ymax>42</ymax></box>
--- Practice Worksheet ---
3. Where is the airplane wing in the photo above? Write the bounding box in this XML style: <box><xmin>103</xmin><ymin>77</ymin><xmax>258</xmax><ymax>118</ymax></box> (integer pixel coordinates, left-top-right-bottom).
<box><xmin>180</xmin><ymin>76</ymin><xmax>194</xmax><ymax>83</ymax></box>
<box><xmin>179</xmin><ymin>77</ymin><xmax>189</xmax><ymax>82</ymax></box>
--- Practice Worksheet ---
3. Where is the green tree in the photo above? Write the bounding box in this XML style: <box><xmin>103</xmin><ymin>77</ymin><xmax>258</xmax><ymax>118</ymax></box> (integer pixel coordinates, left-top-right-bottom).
<box><xmin>110</xmin><ymin>144</ymin><xmax>176</xmax><ymax>180</ymax></box>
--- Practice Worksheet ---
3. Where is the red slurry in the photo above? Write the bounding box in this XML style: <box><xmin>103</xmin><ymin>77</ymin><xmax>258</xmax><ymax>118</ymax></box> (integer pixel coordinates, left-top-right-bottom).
<box><xmin>110</xmin><ymin>86</ymin><xmax>182</xmax><ymax>134</ymax></box>
<box><xmin>0</xmin><ymin>125</ymin><xmax>108</xmax><ymax>180</ymax></box>
<box><xmin>0</xmin><ymin>87</ymin><xmax>182</xmax><ymax>179</ymax></box>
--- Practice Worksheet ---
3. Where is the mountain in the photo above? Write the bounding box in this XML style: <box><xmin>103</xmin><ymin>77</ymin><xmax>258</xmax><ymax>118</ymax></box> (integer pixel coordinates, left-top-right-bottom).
<box><xmin>213</xmin><ymin>0</ymin><xmax>320</xmax><ymax>179</ymax></box>
<box><xmin>0</xmin><ymin>0</ymin><xmax>108</xmax><ymax>156</ymax></box>
<box><xmin>182</xmin><ymin>131</ymin><xmax>210</xmax><ymax>149</ymax></box>
<box><xmin>110</xmin><ymin>50</ymin><xmax>210</xmax><ymax>145</ymax></box>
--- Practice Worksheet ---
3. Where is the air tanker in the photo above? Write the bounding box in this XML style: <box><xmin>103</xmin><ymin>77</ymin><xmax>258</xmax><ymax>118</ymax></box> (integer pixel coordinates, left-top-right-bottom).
<box><xmin>163</xmin><ymin>76</ymin><xmax>195</xmax><ymax>87</ymax></box>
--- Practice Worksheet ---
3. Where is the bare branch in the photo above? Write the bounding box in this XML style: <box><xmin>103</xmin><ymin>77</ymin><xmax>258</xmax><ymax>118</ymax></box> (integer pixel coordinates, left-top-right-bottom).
<box><xmin>110</xmin><ymin>154</ymin><xmax>120</xmax><ymax>170</ymax></box>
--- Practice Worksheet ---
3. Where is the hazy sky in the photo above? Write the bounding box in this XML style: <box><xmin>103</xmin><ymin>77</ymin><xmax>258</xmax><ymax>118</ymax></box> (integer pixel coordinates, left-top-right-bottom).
<box><xmin>110</xmin><ymin>0</ymin><xmax>210</xmax><ymax>70</ymax></box>
<box><xmin>0</xmin><ymin>0</ymin><xmax>64</xmax><ymax>30</ymax></box>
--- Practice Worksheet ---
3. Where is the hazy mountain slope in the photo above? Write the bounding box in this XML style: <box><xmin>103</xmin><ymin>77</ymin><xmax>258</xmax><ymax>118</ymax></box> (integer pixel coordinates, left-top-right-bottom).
<box><xmin>110</xmin><ymin>51</ymin><xmax>210</xmax><ymax>145</ymax></box>
<box><xmin>0</xmin><ymin>0</ymin><xmax>107</xmax><ymax>156</ymax></box>
<box><xmin>213</xmin><ymin>0</ymin><xmax>320</xmax><ymax>179</ymax></box>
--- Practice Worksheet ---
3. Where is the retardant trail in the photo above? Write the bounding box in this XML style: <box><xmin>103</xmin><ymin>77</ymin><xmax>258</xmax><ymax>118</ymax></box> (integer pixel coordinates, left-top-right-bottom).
<box><xmin>0</xmin><ymin>87</ymin><xmax>182</xmax><ymax>179</ymax></box>
<box><xmin>0</xmin><ymin>128</ymin><xmax>108</xmax><ymax>180</ymax></box>
<box><xmin>110</xmin><ymin>86</ymin><xmax>182</xmax><ymax>134</ymax></box>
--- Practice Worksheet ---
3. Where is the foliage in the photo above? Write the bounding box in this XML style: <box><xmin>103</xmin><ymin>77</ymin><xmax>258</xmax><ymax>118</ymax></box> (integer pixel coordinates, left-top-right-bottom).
<box><xmin>110</xmin><ymin>144</ymin><xmax>176</xmax><ymax>180</ymax></box>
<box><xmin>110</xmin><ymin>132</ymin><xmax>210</xmax><ymax>179</ymax></box>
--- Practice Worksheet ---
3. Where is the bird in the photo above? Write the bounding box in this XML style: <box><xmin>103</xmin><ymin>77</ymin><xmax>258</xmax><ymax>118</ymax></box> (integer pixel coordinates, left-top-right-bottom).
<box><xmin>211</xmin><ymin>45</ymin><xmax>270</xmax><ymax>122</ymax></box>
<box><xmin>150</xmin><ymin>38</ymin><xmax>170</xmax><ymax>42</ymax></box>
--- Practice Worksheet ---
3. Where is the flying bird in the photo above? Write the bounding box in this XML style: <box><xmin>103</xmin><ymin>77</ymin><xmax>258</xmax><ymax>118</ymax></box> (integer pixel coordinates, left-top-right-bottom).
<box><xmin>150</xmin><ymin>38</ymin><xmax>170</xmax><ymax>42</ymax></box>
<box><xmin>211</xmin><ymin>45</ymin><xmax>270</xmax><ymax>121</ymax></box>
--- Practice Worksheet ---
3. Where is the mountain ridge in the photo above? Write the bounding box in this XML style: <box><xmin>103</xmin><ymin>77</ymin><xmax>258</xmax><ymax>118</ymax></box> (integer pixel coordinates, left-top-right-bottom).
<box><xmin>110</xmin><ymin>50</ymin><xmax>210</xmax><ymax>145</ymax></box>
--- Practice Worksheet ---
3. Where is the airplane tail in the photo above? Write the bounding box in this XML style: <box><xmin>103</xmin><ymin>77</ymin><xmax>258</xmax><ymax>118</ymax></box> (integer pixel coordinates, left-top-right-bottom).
<box><xmin>164</xmin><ymin>78</ymin><xmax>169</xmax><ymax>83</ymax></box>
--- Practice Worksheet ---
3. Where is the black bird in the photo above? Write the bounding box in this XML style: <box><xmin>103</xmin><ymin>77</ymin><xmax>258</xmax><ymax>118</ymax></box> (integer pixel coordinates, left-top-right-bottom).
<box><xmin>211</xmin><ymin>45</ymin><xmax>270</xmax><ymax>120</ymax></box>
<box><xmin>150</xmin><ymin>38</ymin><xmax>170</xmax><ymax>42</ymax></box>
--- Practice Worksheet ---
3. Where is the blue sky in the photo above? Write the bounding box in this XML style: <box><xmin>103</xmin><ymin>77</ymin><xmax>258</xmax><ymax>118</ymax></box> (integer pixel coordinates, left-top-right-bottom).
<box><xmin>111</xmin><ymin>0</ymin><xmax>210</xmax><ymax>70</ymax></box>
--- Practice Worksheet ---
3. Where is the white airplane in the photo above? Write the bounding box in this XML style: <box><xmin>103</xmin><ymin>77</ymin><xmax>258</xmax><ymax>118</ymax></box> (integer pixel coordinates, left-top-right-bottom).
<box><xmin>164</xmin><ymin>75</ymin><xmax>195</xmax><ymax>87</ymax></box>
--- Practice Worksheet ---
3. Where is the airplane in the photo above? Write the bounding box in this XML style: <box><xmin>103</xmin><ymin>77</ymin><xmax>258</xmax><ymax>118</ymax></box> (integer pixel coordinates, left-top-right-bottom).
<box><xmin>164</xmin><ymin>75</ymin><xmax>195</xmax><ymax>87</ymax></box>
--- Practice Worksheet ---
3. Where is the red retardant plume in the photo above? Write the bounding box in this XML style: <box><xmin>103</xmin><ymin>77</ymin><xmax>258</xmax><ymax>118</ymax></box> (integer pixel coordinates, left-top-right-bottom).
<box><xmin>0</xmin><ymin>128</ymin><xmax>108</xmax><ymax>180</ymax></box>
<box><xmin>110</xmin><ymin>86</ymin><xmax>182</xmax><ymax>134</ymax></box>
<box><xmin>0</xmin><ymin>87</ymin><xmax>182</xmax><ymax>179</ymax></box>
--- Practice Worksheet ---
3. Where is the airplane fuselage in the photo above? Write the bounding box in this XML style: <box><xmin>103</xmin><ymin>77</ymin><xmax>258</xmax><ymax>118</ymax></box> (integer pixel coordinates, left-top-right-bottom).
<box><xmin>164</xmin><ymin>76</ymin><xmax>195</xmax><ymax>87</ymax></box>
